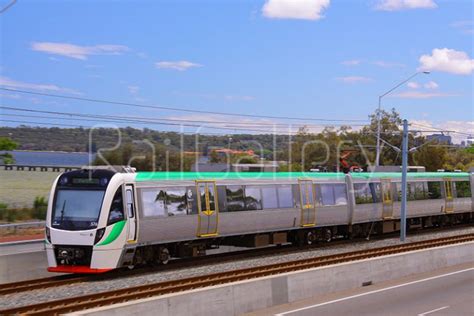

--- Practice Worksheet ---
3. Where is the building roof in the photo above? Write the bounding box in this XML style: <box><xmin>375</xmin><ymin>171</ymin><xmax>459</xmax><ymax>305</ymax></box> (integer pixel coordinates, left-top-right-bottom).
<box><xmin>135</xmin><ymin>171</ymin><xmax>470</xmax><ymax>182</ymax></box>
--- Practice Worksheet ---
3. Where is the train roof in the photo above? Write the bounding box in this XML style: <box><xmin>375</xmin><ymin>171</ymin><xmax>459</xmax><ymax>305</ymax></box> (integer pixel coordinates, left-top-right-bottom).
<box><xmin>134</xmin><ymin>171</ymin><xmax>470</xmax><ymax>182</ymax></box>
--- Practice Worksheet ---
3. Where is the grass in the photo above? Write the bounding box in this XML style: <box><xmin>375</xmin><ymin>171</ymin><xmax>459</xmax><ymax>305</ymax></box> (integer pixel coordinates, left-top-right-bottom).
<box><xmin>0</xmin><ymin>170</ymin><xmax>60</xmax><ymax>208</ymax></box>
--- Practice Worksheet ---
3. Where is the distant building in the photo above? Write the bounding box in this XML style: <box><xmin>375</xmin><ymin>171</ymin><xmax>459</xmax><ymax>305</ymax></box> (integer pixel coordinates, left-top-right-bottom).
<box><xmin>191</xmin><ymin>162</ymin><xmax>279</xmax><ymax>172</ymax></box>
<box><xmin>426</xmin><ymin>134</ymin><xmax>452</xmax><ymax>145</ymax></box>
<box><xmin>209</xmin><ymin>148</ymin><xmax>256</xmax><ymax>158</ymax></box>
<box><xmin>467</xmin><ymin>136</ymin><xmax>474</xmax><ymax>146</ymax></box>
<box><xmin>368</xmin><ymin>165</ymin><xmax>426</xmax><ymax>173</ymax></box>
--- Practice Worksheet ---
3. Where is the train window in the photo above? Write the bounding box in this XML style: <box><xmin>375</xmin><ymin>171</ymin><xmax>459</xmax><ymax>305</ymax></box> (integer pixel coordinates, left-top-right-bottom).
<box><xmin>141</xmin><ymin>189</ymin><xmax>167</xmax><ymax>217</ymax></box>
<box><xmin>395</xmin><ymin>182</ymin><xmax>428</xmax><ymax>201</ymax></box>
<box><xmin>261</xmin><ymin>186</ymin><xmax>278</xmax><ymax>209</ymax></box>
<box><xmin>320</xmin><ymin>184</ymin><xmax>335</xmax><ymax>206</ymax></box>
<box><xmin>354</xmin><ymin>183</ymin><xmax>381</xmax><ymax>204</ymax></box>
<box><xmin>226</xmin><ymin>186</ymin><xmax>245</xmax><ymax>212</ymax></box>
<box><xmin>277</xmin><ymin>185</ymin><xmax>294</xmax><ymax>208</ymax></box>
<box><xmin>455</xmin><ymin>181</ymin><xmax>471</xmax><ymax>198</ymax></box>
<box><xmin>198</xmin><ymin>183</ymin><xmax>216</xmax><ymax>213</ymax></box>
<box><xmin>245</xmin><ymin>186</ymin><xmax>262</xmax><ymax>210</ymax></box>
<box><xmin>427</xmin><ymin>181</ymin><xmax>442</xmax><ymax>199</ymax></box>
<box><xmin>166</xmin><ymin>188</ymin><xmax>187</xmax><ymax>216</ymax></box>
<box><xmin>334</xmin><ymin>184</ymin><xmax>348</xmax><ymax>205</ymax></box>
<box><xmin>108</xmin><ymin>188</ymin><xmax>124</xmax><ymax>225</ymax></box>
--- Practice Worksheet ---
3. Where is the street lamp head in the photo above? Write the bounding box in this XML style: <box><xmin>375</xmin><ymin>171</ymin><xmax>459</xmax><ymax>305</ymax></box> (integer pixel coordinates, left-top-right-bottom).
<box><xmin>422</xmin><ymin>71</ymin><xmax>430</xmax><ymax>74</ymax></box>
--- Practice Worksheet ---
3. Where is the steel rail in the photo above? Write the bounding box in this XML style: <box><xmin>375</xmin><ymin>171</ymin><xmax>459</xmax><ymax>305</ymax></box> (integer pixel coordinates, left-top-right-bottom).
<box><xmin>1</xmin><ymin>234</ymin><xmax>472</xmax><ymax>315</ymax></box>
<box><xmin>0</xmin><ymin>275</ymin><xmax>90</xmax><ymax>296</ymax></box>
<box><xmin>0</xmin><ymin>224</ymin><xmax>471</xmax><ymax>297</ymax></box>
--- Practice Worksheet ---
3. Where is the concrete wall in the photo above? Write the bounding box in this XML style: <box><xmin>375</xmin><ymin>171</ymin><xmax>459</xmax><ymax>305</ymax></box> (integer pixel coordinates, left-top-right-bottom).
<box><xmin>78</xmin><ymin>242</ymin><xmax>474</xmax><ymax>316</ymax></box>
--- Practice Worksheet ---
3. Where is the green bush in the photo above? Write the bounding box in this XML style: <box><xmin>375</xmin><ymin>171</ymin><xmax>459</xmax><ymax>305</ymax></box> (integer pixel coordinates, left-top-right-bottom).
<box><xmin>32</xmin><ymin>196</ymin><xmax>48</xmax><ymax>220</ymax></box>
<box><xmin>6</xmin><ymin>209</ymin><xmax>17</xmax><ymax>222</ymax></box>
<box><xmin>0</xmin><ymin>202</ymin><xmax>7</xmax><ymax>221</ymax></box>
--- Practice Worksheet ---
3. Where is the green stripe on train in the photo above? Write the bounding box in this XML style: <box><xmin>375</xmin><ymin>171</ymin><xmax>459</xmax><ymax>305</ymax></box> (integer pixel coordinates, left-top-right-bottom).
<box><xmin>135</xmin><ymin>171</ymin><xmax>470</xmax><ymax>181</ymax></box>
<box><xmin>96</xmin><ymin>220</ymin><xmax>126</xmax><ymax>246</ymax></box>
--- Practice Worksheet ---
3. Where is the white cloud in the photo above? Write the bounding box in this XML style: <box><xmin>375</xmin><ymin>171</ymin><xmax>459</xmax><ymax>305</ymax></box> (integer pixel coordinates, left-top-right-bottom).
<box><xmin>451</xmin><ymin>20</ymin><xmax>473</xmax><ymax>28</ymax></box>
<box><xmin>341</xmin><ymin>60</ymin><xmax>362</xmax><ymax>66</ymax></box>
<box><xmin>31</xmin><ymin>42</ymin><xmax>129</xmax><ymax>60</ymax></box>
<box><xmin>371</xmin><ymin>60</ymin><xmax>406</xmax><ymax>68</ymax></box>
<box><xmin>127</xmin><ymin>85</ymin><xmax>140</xmax><ymax>95</ymax></box>
<box><xmin>0</xmin><ymin>76</ymin><xmax>80</xmax><ymax>94</ymax></box>
<box><xmin>336</xmin><ymin>76</ymin><xmax>372</xmax><ymax>83</ymax></box>
<box><xmin>374</xmin><ymin>0</ymin><xmax>437</xmax><ymax>11</ymax></box>
<box><xmin>407</xmin><ymin>81</ymin><xmax>420</xmax><ymax>89</ymax></box>
<box><xmin>418</xmin><ymin>48</ymin><xmax>474</xmax><ymax>75</ymax></box>
<box><xmin>224</xmin><ymin>95</ymin><xmax>255</xmax><ymax>102</ymax></box>
<box><xmin>262</xmin><ymin>0</ymin><xmax>330</xmax><ymax>20</ymax></box>
<box><xmin>450</xmin><ymin>20</ymin><xmax>473</xmax><ymax>35</ymax></box>
<box><xmin>0</xmin><ymin>92</ymin><xmax>21</xmax><ymax>99</ymax></box>
<box><xmin>391</xmin><ymin>91</ymin><xmax>459</xmax><ymax>99</ymax></box>
<box><xmin>410</xmin><ymin>119</ymin><xmax>473</xmax><ymax>144</ymax></box>
<box><xmin>424</xmin><ymin>81</ymin><xmax>439</xmax><ymax>89</ymax></box>
<box><xmin>165</xmin><ymin>114</ymin><xmax>327</xmax><ymax>135</ymax></box>
<box><xmin>155</xmin><ymin>61</ymin><xmax>202</xmax><ymax>71</ymax></box>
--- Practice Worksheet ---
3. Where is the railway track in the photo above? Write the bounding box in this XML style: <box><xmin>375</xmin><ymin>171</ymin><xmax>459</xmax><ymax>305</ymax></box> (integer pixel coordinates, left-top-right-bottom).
<box><xmin>0</xmin><ymin>274</ymin><xmax>89</xmax><ymax>296</ymax></box>
<box><xmin>0</xmin><ymin>224</ymin><xmax>471</xmax><ymax>297</ymax></box>
<box><xmin>1</xmin><ymin>233</ymin><xmax>472</xmax><ymax>315</ymax></box>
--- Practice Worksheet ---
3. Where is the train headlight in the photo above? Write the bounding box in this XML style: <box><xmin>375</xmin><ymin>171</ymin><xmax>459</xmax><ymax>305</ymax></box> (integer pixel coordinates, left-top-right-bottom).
<box><xmin>45</xmin><ymin>227</ymin><xmax>51</xmax><ymax>243</ymax></box>
<box><xmin>59</xmin><ymin>176</ymin><xmax>68</xmax><ymax>185</ymax></box>
<box><xmin>94</xmin><ymin>228</ymin><xmax>106</xmax><ymax>245</ymax></box>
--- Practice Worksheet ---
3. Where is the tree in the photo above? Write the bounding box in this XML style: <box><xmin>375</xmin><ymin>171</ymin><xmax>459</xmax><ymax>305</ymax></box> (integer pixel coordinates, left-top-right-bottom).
<box><xmin>358</xmin><ymin>108</ymin><xmax>402</xmax><ymax>167</ymax></box>
<box><xmin>412</xmin><ymin>142</ymin><xmax>448</xmax><ymax>171</ymax></box>
<box><xmin>0</xmin><ymin>137</ymin><xmax>18</xmax><ymax>164</ymax></box>
<box><xmin>443</xmin><ymin>147</ymin><xmax>474</xmax><ymax>171</ymax></box>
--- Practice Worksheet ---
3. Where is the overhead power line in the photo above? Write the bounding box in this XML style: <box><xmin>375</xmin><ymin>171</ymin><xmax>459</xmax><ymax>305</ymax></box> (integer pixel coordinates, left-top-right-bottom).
<box><xmin>0</xmin><ymin>119</ymin><xmax>255</xmax><ymax>136</ymax></box>
<box><xmin>0</xmin><ymin>108</ymin><xmax>302</xmax><ymax>134</ymax></box>
<box><xmin>410</xmin><ymin>122</ymin><xmax>472</xmax><ymax>136</ymax></box>
<box><xmin>0</xmin><ymin>105</ymin><xmax>367</xmax><ymax>128</ymax></box>
<box><xmin>0</xmin><ymin>87</ymin><xmax>369</xmax><ymax>123</ymax></box>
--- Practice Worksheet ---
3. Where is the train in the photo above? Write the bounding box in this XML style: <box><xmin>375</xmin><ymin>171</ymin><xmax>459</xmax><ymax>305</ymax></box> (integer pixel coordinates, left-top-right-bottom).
<box><xmin>45</xmin><ymin>166</ymin><xmax>473</xmax><ymax>273</ymax></box>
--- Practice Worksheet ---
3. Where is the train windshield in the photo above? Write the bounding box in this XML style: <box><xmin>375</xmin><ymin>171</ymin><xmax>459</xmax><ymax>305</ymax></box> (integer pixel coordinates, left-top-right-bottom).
<box><xmin>52</xmin><ymin>190</ymin><xmax>105</xmax><ymax>230</ymax></box>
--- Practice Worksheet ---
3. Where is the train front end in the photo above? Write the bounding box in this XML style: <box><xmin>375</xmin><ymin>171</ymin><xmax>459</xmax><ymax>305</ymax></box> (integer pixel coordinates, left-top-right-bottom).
<box><xmin>45</xmin><ymin>168</ymin><xmax>129</xmax><ymax>274</ymax></box>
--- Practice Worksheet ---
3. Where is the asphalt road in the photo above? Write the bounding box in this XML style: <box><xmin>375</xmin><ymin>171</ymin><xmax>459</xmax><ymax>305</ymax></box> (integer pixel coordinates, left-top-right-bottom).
<box><xmin>250</xmin><ymin>264</ymin><xmax>474</xmax><ymax>316</ymax></box>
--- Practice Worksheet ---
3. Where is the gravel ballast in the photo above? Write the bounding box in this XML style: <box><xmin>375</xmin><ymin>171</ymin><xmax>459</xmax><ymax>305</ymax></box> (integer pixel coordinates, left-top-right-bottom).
<box><xmin>1</xmin><ymin>227</ymin><xmax>473</xmax><ymax>309</ymax></box>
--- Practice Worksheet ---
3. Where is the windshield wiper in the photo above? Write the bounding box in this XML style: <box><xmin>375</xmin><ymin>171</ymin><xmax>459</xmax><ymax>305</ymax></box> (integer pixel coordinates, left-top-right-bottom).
<box><xmin>60</xmin><ymin>200</ymin><xmax>67</xmax><ymax>225</ymax></box>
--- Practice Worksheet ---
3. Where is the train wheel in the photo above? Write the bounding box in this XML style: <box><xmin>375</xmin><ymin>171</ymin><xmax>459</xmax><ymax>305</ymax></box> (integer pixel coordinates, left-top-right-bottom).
<box><xmin>159</xmin><ymin>247</ymin><xmax>170</xmax><ymax>265</ymax></box>
<box><xmin>305</xmin><ymin>231</ymin><xmax>317</xmax><ymax>245</ymax></box>
<box><xmin>324</xmin><ymin>228</ymin><xmax>332</xmax><ymax>242</ymax></box>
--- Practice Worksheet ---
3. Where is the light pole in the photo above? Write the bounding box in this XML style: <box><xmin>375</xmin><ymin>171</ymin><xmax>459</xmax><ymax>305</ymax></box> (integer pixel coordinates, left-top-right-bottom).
<box><xmin>375</xmin><ymin>71</ymin><xmax>430</xmax><ymax>167</ymax></box>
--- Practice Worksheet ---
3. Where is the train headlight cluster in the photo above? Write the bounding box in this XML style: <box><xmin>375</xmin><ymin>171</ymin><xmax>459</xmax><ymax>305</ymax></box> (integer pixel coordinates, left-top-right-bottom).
<box><xmin>45</xmin><ymin>227</ymin><xmax>51</xmax><ymax>243</ymax></box>
<box><xmin>59</xmin><ymin>176</ymin><xmax>68</xmax><ymax>185</ymax></box>
<box><xmin>94</xmin><ymin>228</ymin><xmax>106</xmax><ymax>245</ymax></box>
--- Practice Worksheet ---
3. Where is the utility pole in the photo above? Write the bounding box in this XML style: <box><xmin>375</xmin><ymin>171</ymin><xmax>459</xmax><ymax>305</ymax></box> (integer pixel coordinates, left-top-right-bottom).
<box><xmin>400</xmin><ymin>119</ymin><xmax>409</xmax><ymax>242</ymax></box>
<box><xmin>375</xmin><ymin>71</ymin><xmax>430</xmax><ymax>167</ymax></box>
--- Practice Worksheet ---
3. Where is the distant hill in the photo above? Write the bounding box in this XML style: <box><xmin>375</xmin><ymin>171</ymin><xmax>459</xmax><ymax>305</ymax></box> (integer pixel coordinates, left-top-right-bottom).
<box><xmin>0</xmin><ymin>126</ymin><xmax>289</xmax><ymax>158</ymax></box>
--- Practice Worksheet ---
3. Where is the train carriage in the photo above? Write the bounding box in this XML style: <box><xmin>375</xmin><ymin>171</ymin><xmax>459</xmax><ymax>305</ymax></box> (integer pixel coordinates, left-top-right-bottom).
<box><xmin>45</xmin><ymin>167</ymin><xmax>473</xmax><ymax>273</ymax></box>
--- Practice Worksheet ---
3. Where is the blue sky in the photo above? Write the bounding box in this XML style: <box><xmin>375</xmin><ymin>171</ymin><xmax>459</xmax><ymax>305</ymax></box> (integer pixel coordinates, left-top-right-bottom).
<box><xmin>0</xmin><ymin>0</ymin><xmax>472</xmax><ymax>141</ymax></box>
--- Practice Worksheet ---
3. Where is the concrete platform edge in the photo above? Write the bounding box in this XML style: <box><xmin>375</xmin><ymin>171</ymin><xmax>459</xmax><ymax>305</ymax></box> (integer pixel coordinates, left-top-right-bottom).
<box><xmin>72</xmin><ymin>242</ymin><xmax>474</xmax><ymax>316</ymax></box>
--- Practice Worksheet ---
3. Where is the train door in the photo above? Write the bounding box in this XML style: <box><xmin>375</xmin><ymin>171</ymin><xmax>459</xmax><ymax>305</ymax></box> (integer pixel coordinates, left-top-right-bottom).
<box><xmin>196</xmin><ymin>180</ymin><xmax>219</xmax><ymax>237</ymax></box>
<box><xmin>125</xmin><ymin>184</ymin><xmax>137</xmax><ymax>243</ymax></box>
<box><xmin>381</xmin><ymin>179</ymin><xmax>394</xmax><ymax>219</ymax></box>
<box><xmin>444</xmin><ymin>179</ymin><xmax>454</xmax><ymax>213</ymax></box>
<box><xmin>298</xmin><ymin>179</ymin><xmax>316</xmax><ymax>227</ymax></box>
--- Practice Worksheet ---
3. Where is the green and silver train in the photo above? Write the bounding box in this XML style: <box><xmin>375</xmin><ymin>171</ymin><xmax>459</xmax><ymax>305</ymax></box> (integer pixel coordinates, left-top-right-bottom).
<box><xmin>45</xmin><ymin>166</ymin><xmax>473</xmax><ymax>273</ymax></box>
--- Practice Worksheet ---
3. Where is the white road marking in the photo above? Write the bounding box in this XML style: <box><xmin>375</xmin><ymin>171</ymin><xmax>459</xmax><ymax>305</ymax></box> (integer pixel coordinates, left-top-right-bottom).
<box><xmin>418</xmin><ymin>305</ymin><xmax>450</xmax><ymax>316</ymax></box>
<box><xmin>275</xmin><ymin>267</ymin><xmax>474</xmax><ymax>316</ymax></box>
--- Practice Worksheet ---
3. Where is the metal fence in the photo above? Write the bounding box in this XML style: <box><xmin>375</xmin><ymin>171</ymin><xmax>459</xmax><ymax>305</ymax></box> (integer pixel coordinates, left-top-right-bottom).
<box><xmin>0</xmin><ymin>221</ymin><xmax>45</xmax><ymax>233</ymax></box>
